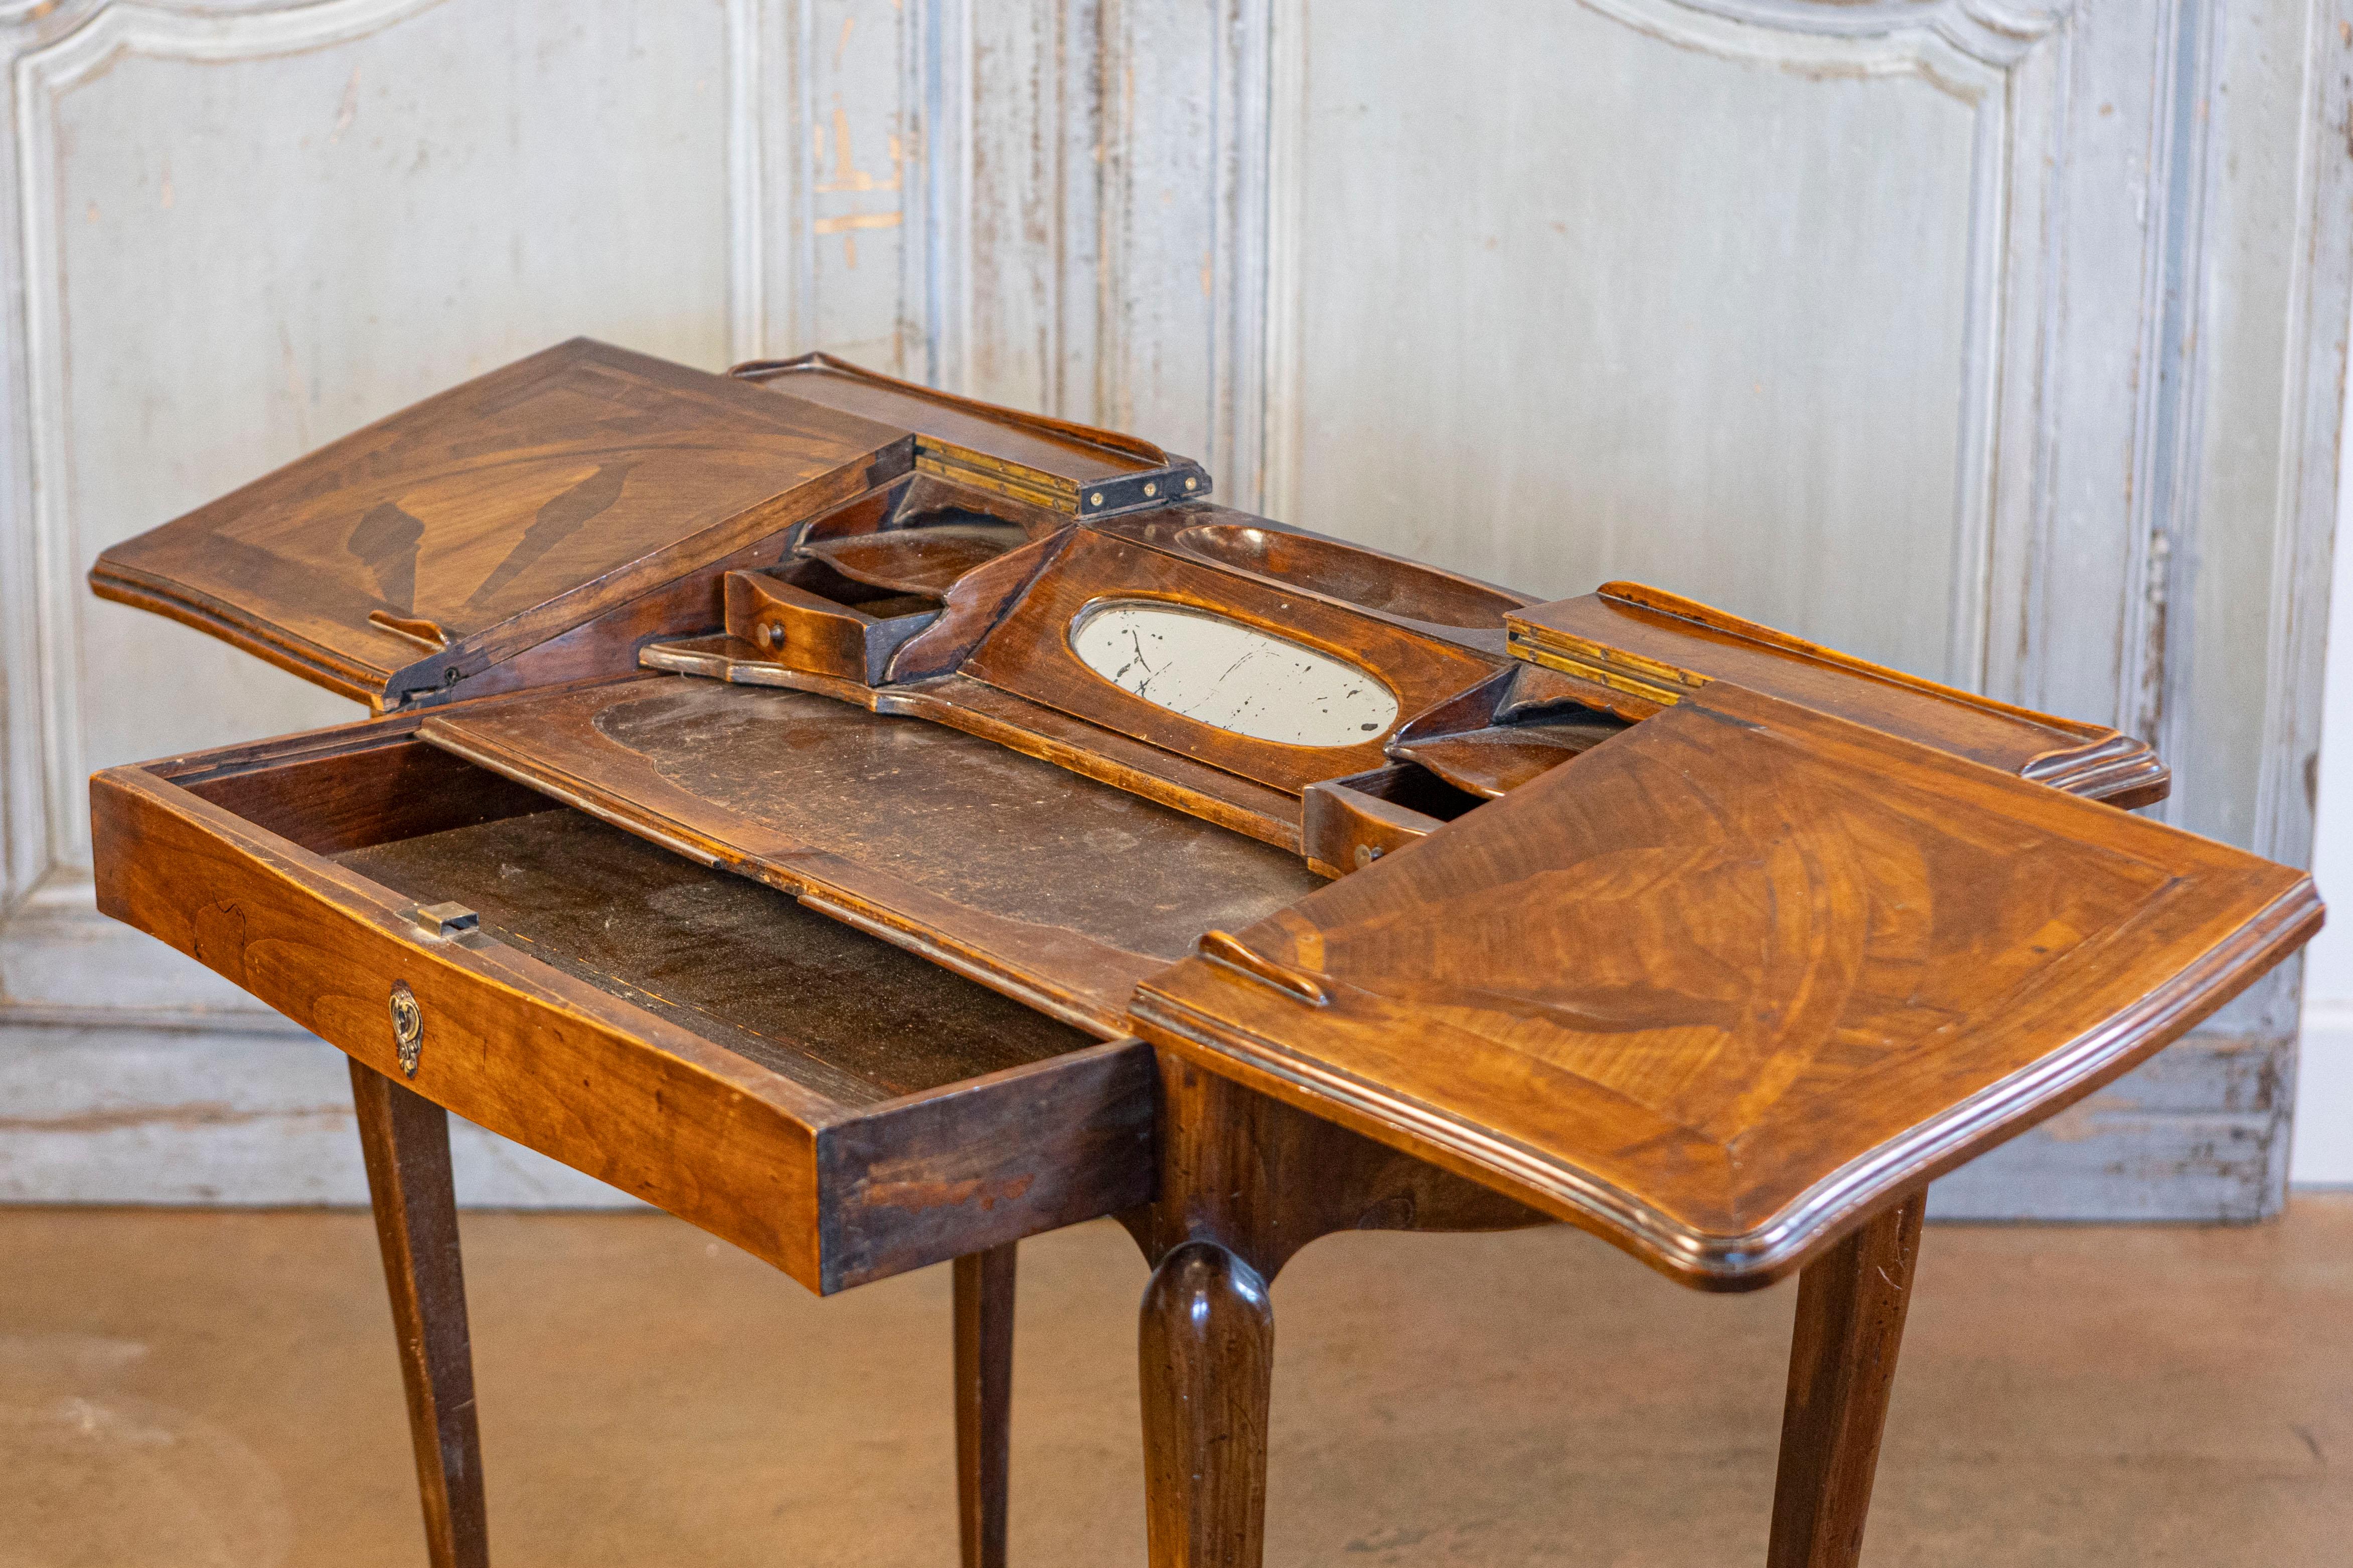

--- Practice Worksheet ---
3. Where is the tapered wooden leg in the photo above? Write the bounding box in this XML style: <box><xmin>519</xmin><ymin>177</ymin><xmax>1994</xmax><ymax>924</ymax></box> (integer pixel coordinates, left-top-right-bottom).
<box><xmin>1139</xmin><ymin>1241</ymin><xmax>1274</xmax><ymax>1568</ymax></box>
<box><xmin>954</xmin><ymin>1243</ymin><xmax>1018</xmax><ymax>1568</ymax></box>
<box><xmin>1767</xmin><ymin>1192</ymin><xmax>1926</xmax><ymax>1568</ymax></box>
<box><xmin>350</xmin><ymin>1059</ymin><xmax>489</xmax><ymax>1568</ymax></box>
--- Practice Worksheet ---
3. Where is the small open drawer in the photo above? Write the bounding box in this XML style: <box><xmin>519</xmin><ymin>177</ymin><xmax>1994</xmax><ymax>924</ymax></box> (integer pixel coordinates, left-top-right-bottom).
<box><xmin>90</xmin><ymin>709</ymin><xmax>1156</xmax><ymax>1294</ymax></box>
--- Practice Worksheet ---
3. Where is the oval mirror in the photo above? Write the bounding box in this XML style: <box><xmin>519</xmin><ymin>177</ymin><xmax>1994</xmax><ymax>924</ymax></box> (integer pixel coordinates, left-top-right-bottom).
<box><xmin>1068</xmin><ymin>600</ymin><xmax>1399</xmax><ymax>747</ymax></box>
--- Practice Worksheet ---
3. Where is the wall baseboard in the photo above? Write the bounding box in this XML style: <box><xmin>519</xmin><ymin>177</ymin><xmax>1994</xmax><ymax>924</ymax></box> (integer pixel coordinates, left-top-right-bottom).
<box><xmin>1928</xmin><ymin>1034</ymin><xmax>2292</xmax><ymax>1222</ymax></box>
<box><xmin>0</xmin><ymin>1018</ymin><xmax>2291</xmax><ymax>1221</ymax></box>
<box><xmin>0</xmin><ymin>1022</ymin><xmax>639</xmax><ymax>1209</ymax></box>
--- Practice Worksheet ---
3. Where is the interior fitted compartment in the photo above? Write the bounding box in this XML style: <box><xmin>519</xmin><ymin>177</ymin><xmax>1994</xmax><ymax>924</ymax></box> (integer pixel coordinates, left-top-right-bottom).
<box><xmin>183</xmin><ymin>739</ymin><xmax>1089</xmax><ymax>1103</ymax></box>
<box><xmin>1300</xmin><ymin>761</ymin><xmax>1488</xmax><ymax>878</ymax></box>
<box><xmin>725</xmin><ymin>559</ymin><xmax>944</xmax><ymax>684</ymax></box>
<box><xmin>798</xmin><ymin>511</ymin><xmax>1031</xmax><ymax>597</ymax></box>
<box><xmin>95</xmin><ymin>717</ymin><xmax>1156</xmax><ymax>1293</ymax></box>
<box><xmin>336</xmin><ymin>809</ymin><xmax>1090</xmax><ymax>1107</ymax></box>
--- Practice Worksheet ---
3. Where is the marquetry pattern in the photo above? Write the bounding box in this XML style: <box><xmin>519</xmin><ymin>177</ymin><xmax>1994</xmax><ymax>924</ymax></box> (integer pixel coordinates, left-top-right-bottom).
<box><xmin>88</xmin><ymin>340</ymin><xmax>907</xmax><ymax>708</ymax></box>
<box><xmin>1133</xmin><ymin>682</ymin><xmax>2317</xmax><ymax>1284</ymax></box>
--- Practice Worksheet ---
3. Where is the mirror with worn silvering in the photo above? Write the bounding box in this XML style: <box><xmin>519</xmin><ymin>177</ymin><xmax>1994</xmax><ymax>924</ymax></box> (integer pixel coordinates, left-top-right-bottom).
<box><xmin>1068</xmin><ymin>599</ymin><xmax>1400</xmax><ymax>747</ymax></box>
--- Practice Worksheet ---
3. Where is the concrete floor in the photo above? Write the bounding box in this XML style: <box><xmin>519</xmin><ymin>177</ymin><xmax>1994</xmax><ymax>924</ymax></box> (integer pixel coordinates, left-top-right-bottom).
<box><xmin>1</xmin><ymin>1199</ymin><xmax>2345</xmax><ymax>1567</ymax></box>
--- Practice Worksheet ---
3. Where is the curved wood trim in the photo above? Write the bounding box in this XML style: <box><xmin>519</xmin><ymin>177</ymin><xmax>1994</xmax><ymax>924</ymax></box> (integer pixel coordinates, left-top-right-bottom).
<box><xmin>1597</xmin><ymin>580</ymin><xmax>2110</xmax><ymax>735</ymax></box>
<box><xmin>1511</xmin><ymin>581</ymin><xmax>2169</xmax><ymax>806</ymax></box>
<box><xmin>732</xmin><ymin>352</ymin><xmax>1172</xmax><ymax>468</ymax></box>
<box><xmin>1131</xmin><ymin>875</ymin><xmax>2319</xmax><ymax>1289</ymax></box>
<box><xmin>89</xmin><ymin>561</ymin><xmax>396</xmax><ymax>709</ymax></box>
<box><xmin>2019</xmin><ymin>730</ymin><xmax>2171</xmax><ymax>809</ymax></box>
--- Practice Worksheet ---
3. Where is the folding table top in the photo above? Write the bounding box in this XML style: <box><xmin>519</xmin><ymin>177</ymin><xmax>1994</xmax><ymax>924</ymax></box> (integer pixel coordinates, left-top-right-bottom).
<box><xmin>89</xmin><ymin>339</ymin><xmax>2319</xmax><ymax>1288</ymax></box>
<box><xmin>416</xmin><ymin>664</ymin><xmax>2314</xmax><ymax>1287</ymax></box>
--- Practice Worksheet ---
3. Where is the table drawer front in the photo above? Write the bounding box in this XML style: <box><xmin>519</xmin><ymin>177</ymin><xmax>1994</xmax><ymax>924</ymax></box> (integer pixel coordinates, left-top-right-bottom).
<box><xmin>821</xmin><ymin>1043</ymin><xmax>1156</xmax><ymax>1291</ymax></box>
<box><xmin>91</xmin><ymin>732</ymin><xmax>1158</xmax><ymax>1293</ymax></box>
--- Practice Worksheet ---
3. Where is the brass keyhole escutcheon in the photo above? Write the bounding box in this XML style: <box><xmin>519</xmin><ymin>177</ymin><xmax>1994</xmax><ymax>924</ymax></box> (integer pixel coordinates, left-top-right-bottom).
<box><xmin>388</xmin><ymin>981</ymin><xmax>423</xmax><ymax>1077</ymax></box>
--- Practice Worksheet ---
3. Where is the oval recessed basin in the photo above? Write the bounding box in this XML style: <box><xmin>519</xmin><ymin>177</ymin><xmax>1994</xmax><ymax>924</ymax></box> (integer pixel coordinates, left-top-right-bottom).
<box><xmin>1069</xmin><ymin>600</ymin><xmax>1399</xmax><ymax>747</ymax></box>
<box><xmin>1174</xmin><ymin>524</ymin><xmax>1525</xmax><ymax>628</ymax></box>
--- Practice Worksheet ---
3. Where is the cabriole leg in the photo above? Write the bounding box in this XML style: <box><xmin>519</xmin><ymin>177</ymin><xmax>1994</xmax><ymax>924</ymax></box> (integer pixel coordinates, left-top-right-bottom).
<box><xmin>1767</xmin><ymin>1191</ymin><xmax>1927</xmax><ymax>1568</ymax></box>
<box><xmin>1139</xmin><ymin>1241</ymin><xmax>1275</xmax><ymax>1568</ymax></box>
<box><xmin>350</xmin><ymin>1059</ymin><xmax>489</xmax><ymax>1568</ymax></box>
<box><xmin>954</xmin><ymin>1242</ymin><xmax>1018</xmax><ymax>1568</ymax></box>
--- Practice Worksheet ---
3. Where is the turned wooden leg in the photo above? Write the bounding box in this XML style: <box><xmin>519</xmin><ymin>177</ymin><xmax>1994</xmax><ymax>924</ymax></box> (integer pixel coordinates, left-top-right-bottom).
<box><xmin>954</xmin><ymin>1243</ymin><xmax>1018</xmax><ymax>1568</ymax></box>
<box><xmin>1767</xmin><ymin>1191</ymin><xmax>1926</xmax><ymax>1568</ymax></box>
<box><xmin>1139</xmin><ymin>1241</ymin><xmax>1275</xmax><ymax>1568</ymax></box>
<box><xmin>351</xmin><ymin>1059</ymin><xmax>489</xmax><ymax>1568</ymax></box>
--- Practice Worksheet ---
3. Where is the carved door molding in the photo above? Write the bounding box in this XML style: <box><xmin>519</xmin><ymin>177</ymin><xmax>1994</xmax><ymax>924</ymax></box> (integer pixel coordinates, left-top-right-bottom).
<box><xmin>1265</xmin><ymin>0</ymin><xmax>2070</xmax><ymax>700</ymax></box>
<box><xmin>0</xmin><ymin>0</ymin><xmax>970</xmax><ymax>1022</ymax></box>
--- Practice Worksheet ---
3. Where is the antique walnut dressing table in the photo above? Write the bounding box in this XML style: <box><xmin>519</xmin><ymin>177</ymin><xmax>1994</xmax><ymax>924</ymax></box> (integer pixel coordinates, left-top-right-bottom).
<box><xmin>86</xmin><ymin>339</ymin><xmax>2319</xmax><ymax>1567</ymax></box>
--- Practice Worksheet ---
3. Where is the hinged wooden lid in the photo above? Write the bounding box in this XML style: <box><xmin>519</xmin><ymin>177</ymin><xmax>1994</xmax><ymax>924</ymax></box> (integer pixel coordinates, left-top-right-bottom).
<box><xmin>1129</xmin><ymin>682</ymin><xmax>2316</xmax><ymax>1287</ymax></box>
<box><xmin>1507</xmin><ymin>582</ymin><xmax>2168</xmax><ymax>805</ymax></box>
<box><xmin>734</xmin><ymin>353</ymin><xmax>1210</xmax><ymax>516</ymax></box>
<box><xmin>90</xmin><ymin>339</ymin><xmax>914</xmax><ymax>711</ymax></box>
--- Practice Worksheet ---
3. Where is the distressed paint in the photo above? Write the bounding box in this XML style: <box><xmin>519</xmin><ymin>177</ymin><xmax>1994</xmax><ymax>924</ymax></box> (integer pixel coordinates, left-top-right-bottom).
<box><xmin>1270</xmin><ymin>0</ymin><xmax>1986</xmax><ymax>684</ymax></box>
<box><xmin>0</xmin><ymin>0</ymin><xmax>931</xmax><ymax>1196</ymax></box>
<box><xmin>793</xmin><ymin>0</ymin><xmax>914</xmax><ymax>364</ymax></box>
<box><xmin>966</xmin><ymin>0</ymin><xmax>1105</xmax><ymax>419</ymax></box>
<box><xmin>1930</xmin><ymin>1034</ymin><xmax>2296</xmax><ymax>1219</ymax></box>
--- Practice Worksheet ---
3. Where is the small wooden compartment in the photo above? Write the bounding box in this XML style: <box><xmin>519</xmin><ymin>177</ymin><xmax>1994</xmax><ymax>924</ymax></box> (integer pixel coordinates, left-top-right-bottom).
<box><xmin>90</xmin><ymin>714</ymin><xmax>1156</xmax><ymax>1295</ymax></box>
<box><xmin>725</xmin><ymin>559</ymin><xmax>944</xmax><ymax>685</ymax></box>
<box><xmin>1300</xmin><ymin>762</ymin><xmax>1486</xmax><ymax>878</ymax></box>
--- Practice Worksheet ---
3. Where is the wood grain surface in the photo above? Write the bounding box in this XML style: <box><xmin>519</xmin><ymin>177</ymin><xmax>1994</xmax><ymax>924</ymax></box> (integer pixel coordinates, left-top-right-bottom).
<box><xmin>1509</xmin><ymin>584</ymin><xmax>2169</xmax><ymax>806</ymax></box>
<box><xmin>1120</xmin><ymin>1053</ymin><xmax>1545</xmax><ymax>1285</ymax></box>
<box><xmin>1116</xmin><ymin>1054</ymin><xmax>1544</xmax><ymax>1567</ymax></box>
<box><xmin>1132</xmin><ymin>682</ymin><xmax>2319</xmax><ymax>1286</ymax></box>
<box><xmin>654</xmin><ymin>625</ymin><xmax>1311</xmax><ymax>851</ymax></box>
<box><xmin>89</xmin><ymin>339</ymin><xmax>911</xmax><ymax>709</ymax></box>
<box><xmin>1138</xmin><ymin>1242</ymin><xmax>1273</xmax><ymax>1568</ymax></box>
<box><xmin>1106</xmin><ymin>504</ymin><xmax>1527</xmax><ymax>656</ymax></box>
<box><xmin>419</xmin><ymin>675</ymin><xmax>1324</xmax><ymax>1031</ymax></box>
<box><xmin>1767</xmin><ymin>1191</ymin><xmax>1926</xmax><ymax>1568</ymax></box>
<box><xmin>953</xmin><ymin>1243</ymin><xmax>1018</xmax><ymax>1568</ymax></box>
<box><xmin>882</xmin><ymin>527</ymin><xmax>1078</xmax><ymax>683</ymax></box>
<box><xmin>91</xmin><ymin>724</ymin><xmax>1156</xmax><ymax>1293</ymax></box>
<box><xmin>725</xmin><ymin>564</ymin><xmax>940</xmax><ymax>686</ymax></box>
<box><xmin>335</xmin><ymin>808</ymin><xmax>1087</xmax><ymax>1105</ymax></box>
<box><xmin>737</xmin><ymin>353</ymin><xmax>1178</xmax><ymax>489</ymax></box>
<box><xmin>1387</xmin><ymin>715</ymin><xmax>1625</xmax><ymax>799</ymax></box>
<box><xmin>802</xmin><ymin>524</ymin><xmax>1025</xmax><ymax>598</ymax></box>
<box><xmin>1297</xmin><ymin>764</ymin><xmax>1475</xmax><ymax>878</ymax></box>
<box><xmin>351</xmin><ymin>1060</ymin><xmax>488</xmax><ymax>1568</ymax></box>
